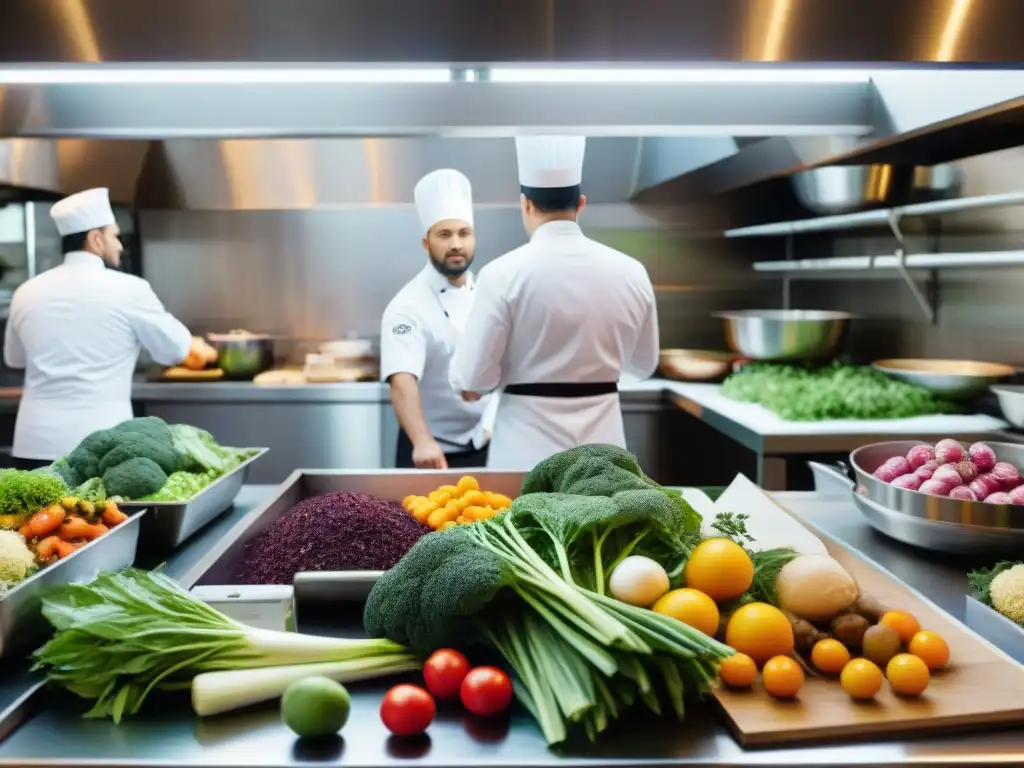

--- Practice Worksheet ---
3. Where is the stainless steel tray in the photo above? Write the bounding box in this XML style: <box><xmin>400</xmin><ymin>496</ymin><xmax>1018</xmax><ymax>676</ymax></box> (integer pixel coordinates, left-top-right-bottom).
<box><xmin>0</xmin><ymin>510</ymin><xmax>143</xmax><ymax>658</ymax></box>
<box><xmin>965</xmin><ymin>595</ymin><xmax>1024</xmax><ymax>665</ymax></box>
<box><xmin>118</xmin><ymin>448</ymin><xmax>267</xmax><ymax>553</ymax></box>
<box><xmin>182</xmin><ymin>469</ymin><xmax>525</xmax><ymax>604</ymax></box>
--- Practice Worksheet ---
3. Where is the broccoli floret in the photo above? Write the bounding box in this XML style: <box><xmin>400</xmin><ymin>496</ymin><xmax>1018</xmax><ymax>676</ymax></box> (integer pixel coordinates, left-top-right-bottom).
<box><xmin>102</xmin><ymin>457</ymin><xmax>168</xmax><ymax>500</ymax></box>
<box><xmin>66</xmin><ymin>428</ymin><xmax>120</xmax><ymax>481</ymax></box>
<box><xmin>97</xmin><ymin>435</ymin><xmax>183</xmax><ymax>477</ymax></box>
<box><xmin>112</xmin><ymin>417</ymin><xmax>173</xmax><ymax>444</ymax></box>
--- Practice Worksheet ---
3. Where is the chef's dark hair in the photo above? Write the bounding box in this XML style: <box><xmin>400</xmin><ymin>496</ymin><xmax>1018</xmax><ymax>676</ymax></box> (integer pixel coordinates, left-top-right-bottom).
<box><xmin>521</xmin><ymin>184</ymin><xmax>581</xmax><ymax>213</ymax></box>
<box><xmin>61</xmin><ymin>229</ymin><xmax>97</xmax><ymax>254</ymax></box>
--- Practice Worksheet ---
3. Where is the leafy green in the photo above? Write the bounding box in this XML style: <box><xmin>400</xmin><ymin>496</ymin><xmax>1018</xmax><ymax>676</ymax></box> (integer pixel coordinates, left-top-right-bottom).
<box><xmin>33</xmin><ymin>568</ymin><xmax>412</xmax><ymax>722</ymax></box>
<box><xmin>70</xmin><ymin>477</ymin><xmax>107</xmax><ymax>503</ymax></box>
<box><xmin>0</xmin><ymin>470</ymin><xmax>66</xmax><ymax>516</ymax></box>
<box><xmin>722</xmin><ymin>362</ymin><xmax>955</xmax><ymax>421</ymax></box>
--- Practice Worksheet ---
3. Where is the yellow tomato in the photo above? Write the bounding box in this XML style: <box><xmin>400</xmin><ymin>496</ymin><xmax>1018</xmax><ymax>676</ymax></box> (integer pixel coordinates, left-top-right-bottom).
<box><xmin>725</xmin><ymin>603</ymin><xmax>794</xmax><ymax>665</ymax></box>
<box><xmin>455</xmin><ymin>515</ymin><xmax>468</xmax><ymax>525</ymax></box>
<box><xmin>879</xmin><ymin>610</ymin><xmax>921</xmax><ymax>645</ymax></box>
<box><xmin>456</xmin><ymin>476</ymin><xmax>480</xmax><ymax>495</ymax></box>
<box><xmin>811</xmin><ymin>639</ymin><xmax>851</xmax><ymax>675</ymax></box>
<box><xmin>441</xmin><ymin>520</ymin><xmax>457</xmax><ymax>530</ymax></box>
<box><xmin>762</xmin><ymin>656</ymin><xmax>804</xmax><ymax>699</ymax></box>
<box><xmin>485</xmin><ymin>492</ymin><xmax>513</xmax><ymax>510</ymax></box>
<box><xmin>840</xmin><ymin>658</ymin><xmax>883</xmax><ymax>700</ymax></box>
<box><xmin>412</xmin><ymin>501</ymin><xmax>437</xmax><ymax>523</ymax></box>
<box><xmin>461</xmin><ymin>490</ymin><xmax>487</xmax><ymax>507</ymax></box>
<box><xmin>436</xmin><ymin>485</ymin><xmax>459</xmax><ymax>498</ymax></box>
<box><xmin>430</xmin><ymin>491</ymin><xmax>453</xmax><ymax>507</ymax></box>
<box><xmin>908</xmin><ymin>631</ymin><xmax>949</xmax><ymax>671</ymax></box>
<box><xmin>652</xmin><ymin>588</ymin><xmax>720</xmax><ymax>637</ymax></box>
<box><xmin>427</xmin><ymin>509</ymin><xmax>449</xmax><ymax>529</ymax></box>
<box><xmin>683</xmin><ymin>538</ymin><xmax>754</xmax><ymax>602</ymax></box>
<box><xmin>886</xmin><ymin>653</ymin><xmax>930</xmax><ymax>696</ymax></box>
<box><xmin>402</xmin><ymin>495</ymin><xmax>418</xmax><ymax>511</ymax></box>
<box><xmin>718</xmin><ymin>652</ymin><xmax>757</xmax><ymax>689</ymax></box>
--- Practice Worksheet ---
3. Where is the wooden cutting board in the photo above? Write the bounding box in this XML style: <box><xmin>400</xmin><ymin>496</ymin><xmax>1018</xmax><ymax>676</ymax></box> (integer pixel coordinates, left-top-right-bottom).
<box><xmin>710</xmin><ymin>475</ymin><xmax>1024</xmax><ymax>747</ymax></box>
<box><xmin>158</xmin><ymin>367</ymin><xmax>225</xmax><ymax>382</ymax></box>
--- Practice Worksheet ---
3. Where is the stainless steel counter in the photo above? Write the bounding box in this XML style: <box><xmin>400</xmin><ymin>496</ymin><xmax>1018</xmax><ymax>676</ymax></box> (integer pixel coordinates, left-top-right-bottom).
<box><xmin>0</xmin><ymin>487</ymin><xmax>1019</xmax><ymax>767</ymax></box>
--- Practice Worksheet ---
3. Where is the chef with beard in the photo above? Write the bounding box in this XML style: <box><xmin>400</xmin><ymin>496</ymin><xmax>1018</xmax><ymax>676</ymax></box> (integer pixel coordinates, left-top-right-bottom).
<box><xmin>380</xmin><ymin>169</ymin><xmax>497</xmax><ymax>469</ymax></box>
<box><xmin>449</xmin><ymin>136</ymin><xmax>660</xmax><ymax>469</ymax></box>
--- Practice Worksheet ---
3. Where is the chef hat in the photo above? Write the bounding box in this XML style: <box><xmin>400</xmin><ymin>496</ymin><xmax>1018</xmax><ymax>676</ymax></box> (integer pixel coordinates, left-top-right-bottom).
<box><xmin>50</xmin><ymin>188</ymin><xmax>115</xmax><ymax>237</ymax></box>
<box><xmin>413</xmin><ymin>169</ymin><xmax>474</xmax><ymax>234</ymax></box>
<box><xmin>516</xmin><ymin>135</ymin><xmax>586</xmax><ymax>188</ymax></box>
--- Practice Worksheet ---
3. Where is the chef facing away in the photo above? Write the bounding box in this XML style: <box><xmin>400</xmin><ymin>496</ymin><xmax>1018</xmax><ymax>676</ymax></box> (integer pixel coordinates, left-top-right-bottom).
<box><xmin>380</xmin><ymin>169</ymin><xmax>497</xmax><ymax>469</ymax></box>
<box><xmin>449</xmin><ymin>135</ymin><xmax>660</xmax><ymax>470</ymax></box>
<box><xmin>4</xmin><ymin>188</ymin><xmax>205</xmax><ymax>468</ymax></box>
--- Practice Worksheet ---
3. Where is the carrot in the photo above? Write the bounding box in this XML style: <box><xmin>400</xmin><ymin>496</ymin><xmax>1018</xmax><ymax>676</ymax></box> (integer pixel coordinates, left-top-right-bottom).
<box><xmin>55</xmin><ymin>540</ymin><xmax>81</xmax><ymax>559</ymax></box>
<box><xmin>18</xmin><ymin>523</ymin><xmax>32</xmax><ymax>539</ymax></box>
<box><xmin>101</xmin><ymin>503</ymin><xmax>127</xmax><ymax>527</ymax></box>
<box><xmin>58</xmin><ymin>517</ymin><xmax>108</xmax><ymax>542</ymax></box>
<box><xmin>36</xmin><ymin>535</ymin><xmax>61</xmax><ymax>561</ymax></box>
<box><xmin>27</xmin><ymin>505</ymin><xmax>67</xmax><ymax>538</ymax></box>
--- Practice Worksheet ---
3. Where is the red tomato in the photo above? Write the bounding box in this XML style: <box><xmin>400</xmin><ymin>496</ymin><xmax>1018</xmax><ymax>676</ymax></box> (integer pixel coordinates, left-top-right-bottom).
<box><xmin>459</xmin><ymin>666</ymin><xmax>513</xmax><ymax>717</ymax></box>
<box><xmin>380</xmin><ymin>684</ymin><xmax>436</xmax><ymax>736</ymax></box>
<box><xmin>423</xmin><ymin>649</ymin><xmax>471</xmax><ymax>699</ymax></box>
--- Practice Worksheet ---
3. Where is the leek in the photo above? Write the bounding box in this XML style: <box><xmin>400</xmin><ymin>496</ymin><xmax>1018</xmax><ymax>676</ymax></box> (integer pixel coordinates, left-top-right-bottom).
<box><xmin>33</xmin><ymin>569</ymin><xmax>419</xmax><ymax>722</ymax></box>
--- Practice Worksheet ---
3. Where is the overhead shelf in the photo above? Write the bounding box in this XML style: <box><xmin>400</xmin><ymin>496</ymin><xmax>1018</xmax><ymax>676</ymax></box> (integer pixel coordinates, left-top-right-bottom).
<box><xmin>753</xmin><ymin>250</ymin><xmax>1024</xmax><ymax>273</ymax></box>
<box><xmin>725</xmin><ymin>191</ymin><xmax>1024</xmax><ymax>238</ymax></box>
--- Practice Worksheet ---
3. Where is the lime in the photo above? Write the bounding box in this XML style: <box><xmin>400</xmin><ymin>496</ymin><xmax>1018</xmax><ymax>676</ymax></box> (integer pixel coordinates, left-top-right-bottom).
<box><xmin>281</xmin><ymin>676</ymin><xmax>351</xmax><ymax>738</ymax></box>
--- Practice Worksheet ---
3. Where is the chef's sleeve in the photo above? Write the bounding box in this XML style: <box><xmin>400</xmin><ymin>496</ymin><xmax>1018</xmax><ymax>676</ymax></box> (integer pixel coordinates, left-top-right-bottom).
<box><xmin>3</xmin><ymin>307</ymin><xmax>25</xmax><ymax>369</ymax></box>
<box><xmin>450</xmin><ymin>272</ymin><xmax>509</xmax><ymax>393</ymax></box>
<box><xmin>625</xmin><ymin>279</ymin><xmax>660</xmax><ymax>379</ymax></box>
<box><xmin>127</xmin><ymin>281</ymin><xmax>193</xmax><ymax>366</ymax></box>
<box><xmin>482</xmin><ymin>391</ymin><xmax>500</xmax><ymax>432</ymax></box>
<box><xmin>380</xmin><ymin>309</ymin><xmax>426</xmax><ymax>382</ymax></box>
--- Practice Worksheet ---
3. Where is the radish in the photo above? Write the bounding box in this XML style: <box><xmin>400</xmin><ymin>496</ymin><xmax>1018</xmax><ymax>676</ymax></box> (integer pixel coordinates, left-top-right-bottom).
<box><xmin>1009</xmin><ymin>486</ymin><xmax>1024</xmax><ymax>507</ymax></box>
<box><xmin>914</xmin><ymin>460</ymin><xmax>940</xmax><ymax>481</ymax></box>
<box><xmin>906</xmin><ymin>445</ymin><xmax>935</xmax><ymax>470</ymax></box>
<box><xmin>948</xmin><ymin>486</ymin><xmax>978</xmax><ymax>502</ymax></box>
<box><xmin>970</xmin><ymin>473</ymin><xmax>1003</xmax><ymax>500</ymax></box>
<box><xmin>991</xmin><ymin>462</ymin><xmax>1022</xmax><ymax>490</ymax></box>
<box><xmin>873</xmin><ymin>464</ymin><xmax>901</xmax><ymax>483</ymax></box>
<box><xmin>934</xmin><ymin>439</ymin><xmax>965</xmax><ymax>465</ymax></box>
<box><xmin>931</xmin><ymin>465</ymin><xmax>964</xmax><ymax>488</ymax></box>
<box><xmin>969</xmin><ymin>442</ymin><xmax>997</xmax><ymax>472</ymax></box>
<box><xmin>985</xmin><ymin>492</ymin><xmax>1013</xmax><ymax>505</ymax></box>
<box><xmin>919</xmin><ymin>479</ymin><xmax>954</xmax><ymax>497</ymax></box>
<box><xmin>954</xmin><ymin>460</ymin><xmax>979</xmax><ymax>484</ymax></box>
<box><xmin>891</xmin><ymin>474</ymin><xmax>922</xmax><ymax>491</ymax></box>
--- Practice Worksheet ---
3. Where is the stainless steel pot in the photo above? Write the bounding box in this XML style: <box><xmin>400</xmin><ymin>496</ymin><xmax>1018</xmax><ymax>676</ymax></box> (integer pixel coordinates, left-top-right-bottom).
<box><xmin>850</xmin><ymin>440</ymin><xmax>1024</xmax><ymax>531</ymax></box>
<box><xmin>791</xmin><ymin>163</ymin><xmax>962</xmax><ymax>214</ymax></box>
<box><xmin>207</xmin><ymin>331</ymin><xmax>274</xmax><ymax>380</ymax></box>
<box><xmin>715</xmin><ymin>309</ymin><xmax>851</xmax><ymax>362</ymax></box>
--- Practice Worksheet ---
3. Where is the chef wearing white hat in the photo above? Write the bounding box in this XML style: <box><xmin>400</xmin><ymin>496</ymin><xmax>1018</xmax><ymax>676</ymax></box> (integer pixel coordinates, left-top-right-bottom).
<box><xmin>449</xmin><ymin>136</ymin><xmax>660</xmax><ymax>469</ymax></box>
<box><xmin>3</xmin><ymin>188</ymin><xmax>203</xmax><ymax>466</ymax></box>
<box><xmin>380</xmin><ymin>169</ymin><xmax>497</xmax><ymax>469</ymax></box>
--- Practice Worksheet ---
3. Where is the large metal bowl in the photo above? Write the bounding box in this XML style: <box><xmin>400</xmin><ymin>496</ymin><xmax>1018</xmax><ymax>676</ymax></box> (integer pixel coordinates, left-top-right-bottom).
<box><xmin>208</xmin><ymin>331</ymin><xmax>275</xmax><ymax>380</ymax></box>
<box><xmin>791</xmin><ymin>163</ymin><xmax>962</xmax><ymax>214</ymax></box>
<box><xmin>715</xmin><ymin>309</ymin><xmax>851</xmax><ymax>362</ymax></box>
<box><xmin>850</xmin><ymin>440</ymin><xmax>1024</xmax><ymax>531</ymax></box>
<box><xmin>872</xmin><ymin>359</ymin><xmax>1015</xmax><ymax>400</ymax></box>
<box><xmin>658</xmin><ymin>349</ymin><xmax>736</xmax><ymax>382</ymax></box>
<box><xmin>992</xmin><ymin>385</ymin><xmax>1024</xmax><ymax>429</ymax></box>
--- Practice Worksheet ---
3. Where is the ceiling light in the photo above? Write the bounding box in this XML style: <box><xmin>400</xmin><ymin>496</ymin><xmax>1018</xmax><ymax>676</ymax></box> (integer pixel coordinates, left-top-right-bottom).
<box><xmin>486</xmin><ymin>67</ymin><xmax>872</xmax><ymax>84</ymax></box>
<box><xmin>0</xmin><ymin>66</ymin><xmax>452</xmax><ymax>84</ymax></box>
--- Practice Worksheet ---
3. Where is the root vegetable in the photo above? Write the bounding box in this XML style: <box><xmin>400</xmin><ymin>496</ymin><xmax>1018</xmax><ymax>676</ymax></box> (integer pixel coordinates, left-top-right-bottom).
<box><xmin>1009</xmin><ymin>486</ymin><xmax>1024</xmax><ymax>506</ymax></box>
<box><xmin>935</xmin><ymin>439</ymin><xmax>965</xmax><ymax>464</ymax></box>
<box><xmin>954</xmin><ymin>461</ymin><xmax>979</xmax><ymax>483</ymax></box>
<box><xmin>873</xmin><ymin>464</ymin><xmax>900</xmax><ymax>483</ymax></box>
<box><xmin>992</xmin><ymin>462</ymin><xmax>1022</xmax><ymax>490</ymax></box>
<box><xmin>608</xmin><ymin>555</ymin><xmax>670</xmax><ymax>607</ymax></box>
<box><xmin>831</xmin><ymin>612</ymin><xmax>870</xmax><ymax>648</ymax></box>
<box><xmin>948</xmin><ymin>486</ymin><xmax>979</xmax><ymax>501</ymax></box>
<box><xmin>852</xmin><ymin>595</ymin><xmax>888</xmax><ymax>623</ymax></box>
<box><xmin>862</xmin><ymin>624</ymin><xmax>901</xmax><ymax>667</ymax></box>
<box><xmin>985</xmin><ymin>492</ymin><xmax>1013</xmax><ymax>505</ymax></box>
<box><xmin>26</xmin><ymin>505</ymin><xmax>66</xmax><ymax>538</ymax></box>
<box><xmin>914</xmin><ymin>460</ymin><xmax>940</xmax><ymax>481</ymax></box>
<box><xmin>775</xmin><ymin>554</ymin><xmax>859</xmax><ymax>622</ymax></box>
<box><xmin>782</xmin><ymin>609</ymin><xmax>831</xmax><ymax>654</ymax></box>
<box><xmin>891</xmin><ymin>474</ymin><xmax>922</xmax><ymax>491</ymax></box>
<box><xmin>906</xmin><ymin>445</ymin><xmax>935</xmax><ymax>470</ymax></box>
<box><xmin>970</xmin><ymin>473</ymin><xmax>1003</xmax><ymax>500</ymax></box>
<box><xmin>969</xmin><ymin>442</ymin><xmax>997</xmax><ymax>472</ymax></box>
<box><xmin>931</xmin><ymin>465</ymin><xmax>964</xmax><ymax>488</ymax></box>
<box><xmin>919</xmin><ymin>479</ymin><xmax>953</xmax><ymax>497</ymax></box>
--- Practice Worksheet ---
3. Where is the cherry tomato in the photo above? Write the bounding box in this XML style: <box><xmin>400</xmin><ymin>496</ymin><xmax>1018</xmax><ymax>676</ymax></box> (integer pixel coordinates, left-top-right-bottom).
<box><xmin>380</xmin><ymin>684</ymin><xmax>436</xmax><ymax>736</ymax></box>
<box><xmin>423</xmin><ymin>649</ymin><xmax>471</xmax><ymax>699</ymax></box>
<box><xmin>459</xmin><ymin>666</ymin><xmax>513</xmax><ymax>717</ymax></box>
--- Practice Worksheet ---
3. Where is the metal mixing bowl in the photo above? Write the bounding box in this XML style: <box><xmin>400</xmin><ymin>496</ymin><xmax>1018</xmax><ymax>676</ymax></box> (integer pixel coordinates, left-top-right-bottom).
<box><xmin>872</xmin><ymin>359</ymin><xmax>1016</xmax><ymax>400</ymax></box>
<box><xmin>208</xmin><ymin>331</ymin><xmax>275</xmax><ymax>380</ymax></box>
<box><xmin>658</xmin><ymin>349</ymin><xmax>736</xmax><ymax>382</ymax></box>
<box><xmin>715</xmin><ymin>310</ymin><xmax>851</xmax><ymax>362</ymax></box>
<box><xmin>791</xmin><ymin>163</ymin><xmax>962</xmax><ymax>214</ymax></box>
<box><xmin>992</xmin><ymin>384</ymin><xmax>1024</xmax><ymax>429</ymax></box>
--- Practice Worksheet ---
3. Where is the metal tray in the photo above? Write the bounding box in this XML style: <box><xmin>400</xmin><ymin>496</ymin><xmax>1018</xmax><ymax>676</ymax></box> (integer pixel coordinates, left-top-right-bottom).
<box><xmin>182</xmin><ymin>469</ymin><xmax>525</xmax><ymax>607</ymax></box>
<box><xmin>0</xmin><ymin>510</ymin><xmax>143</xmax><ymax>658</ymax></box>
<box><xmin>118</xmin><ymin>448</ymin><xmax>267</xmax><ymax>553</ymax></box>
<box><xmin>965</xmin><ymin>595</ymin><xmax>1024</xmax><ymax>665</ymax></box>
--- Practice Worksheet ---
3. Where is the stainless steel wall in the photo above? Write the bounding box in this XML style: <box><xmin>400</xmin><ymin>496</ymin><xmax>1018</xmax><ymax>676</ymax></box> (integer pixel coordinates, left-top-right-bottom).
<box><xmin>139</xmin><ymin>204</ymin><xmax>776</xmax><ymax>356</ymax></box>
<box><xmin>788</xmin><ymin>146</ymin><xmax>1024</xmax><ymax>365</ymax></box>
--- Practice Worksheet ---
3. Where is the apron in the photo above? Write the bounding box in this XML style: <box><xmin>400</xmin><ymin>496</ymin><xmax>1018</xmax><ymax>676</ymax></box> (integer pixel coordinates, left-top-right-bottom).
<box><xmin>486</xmin><ymin>383</ymin><xmax>625</xmax><ymax>470</ymax></box>
<box><xmin>14</xmin><ymin>396</ymin><xmax>132</xmax><ymax>461</ymax></box>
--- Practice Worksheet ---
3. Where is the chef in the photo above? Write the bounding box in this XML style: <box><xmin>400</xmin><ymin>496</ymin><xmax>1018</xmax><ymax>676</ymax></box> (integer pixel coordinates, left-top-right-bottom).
<box><xmin>380</xmin><ymin>169</ymin><xmax>497</xmax><ymax>469</ymax></box>
<box><xmin>449</xmin><ymin>135</ymin><xmax>660</xmax><ymax>469</ymax></box>
<box><xmin>4</xmin><ymin>187</ymin><xmax>203</xmax><ymax>468</ymax></box>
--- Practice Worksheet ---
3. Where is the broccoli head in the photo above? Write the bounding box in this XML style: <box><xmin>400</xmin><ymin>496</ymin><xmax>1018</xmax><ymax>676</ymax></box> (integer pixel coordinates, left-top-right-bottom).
<box><xmin>112</xmin><ymin>417</ymin><xmax>173</xmax><ymax>445</ymax></box>
<box><xmin>102</xmin><ymin>457</ymin><xmax>168</xmax><ymax>500</ymax></box>
<box><xmin>66</xmin><ymin>428</ymin><xmax>121</xmax><ymax>481</ymax></box>
<box><xmin>97</xmin><ymin>435</ymin><xmax>183</xmax><ymax>477</ymax></box>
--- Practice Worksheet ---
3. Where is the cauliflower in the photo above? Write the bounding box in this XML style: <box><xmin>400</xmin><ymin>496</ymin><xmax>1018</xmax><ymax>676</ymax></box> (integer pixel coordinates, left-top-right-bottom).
<box><xmin>990</xmin><ymin>564</ymin><xmax>1024</xmax><ymax>624</ymax></box>
<box><xmin>0</xmin><ymin>530</ymin><xmax>37</xmax><ymax>586</ymax></box>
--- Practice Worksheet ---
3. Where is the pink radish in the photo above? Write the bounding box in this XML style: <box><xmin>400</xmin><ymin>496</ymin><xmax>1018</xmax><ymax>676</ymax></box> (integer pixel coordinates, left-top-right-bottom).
<box><xmin>919</xmin><ymin>479</ymin><xmax>954</xmax><ymax>497</ymax></box>
<box><xmin>970</xmin><ymin>473</ymin><xmax>1003</xmax><ymax>499</ymax></box>
<box><xmin>915</xmin><ymin>460</ymin><xmax>940</xmax><ymax>481</ymax></box>
<box><xmin>891</xmin><ymin>474</ymin><xmax>922</xmax><ymax>491</ymax></box>
<box><xmin>969</xmin><ymin>442</ymin><xmax>997</xmax><ymax>472</ymax></box>
<box><xmin>991</xmin><ymin>462</ymin><xmax>1022</xmax><ymax>489</ymax></box>
<box><xmin>934</xmin><ymin>439</ymin><xmax>965</xmax><ymax>464</ymax></box>
<box><xmin>985</xmin><ymin>491</ymin><xmax>1013</xmax><ymax>505</ymax></box>
<box><xmin>931</xmin><ymin>464</ymin><xmax>964</xmax><ymax>488</ymax></box>
<box><xmin>948</xmin><ymin>485</ymin><xmax>979</xmax><ymax>501</ymax></box>
<box><xmin>906</xmin><ymin>445</ymin><xmax>936</xmax><ymax>470</ymax></box>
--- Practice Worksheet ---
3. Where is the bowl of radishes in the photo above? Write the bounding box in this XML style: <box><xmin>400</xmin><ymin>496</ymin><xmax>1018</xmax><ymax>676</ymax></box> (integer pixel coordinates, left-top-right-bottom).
<box><xmin>850</xmin><ymin>439</ymin><xmax>1024</xmax><ymax>528</ymax></box>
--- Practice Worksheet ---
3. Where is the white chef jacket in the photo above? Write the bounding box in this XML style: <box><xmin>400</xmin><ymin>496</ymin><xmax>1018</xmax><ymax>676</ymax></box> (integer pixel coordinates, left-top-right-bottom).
<box><xmin>380</xmin><ymin>265</ymin><xmax>497</xmax><ymax>452</ymax></box>
<box><xmin>4</xmin><ymin>251</ymin><xmax>192</xmax><ymax>460</ymax></box>
<box><xmin>449</xmin><ymin>221</ymin><xmax>659</xmax><ymax>469</ymax></box>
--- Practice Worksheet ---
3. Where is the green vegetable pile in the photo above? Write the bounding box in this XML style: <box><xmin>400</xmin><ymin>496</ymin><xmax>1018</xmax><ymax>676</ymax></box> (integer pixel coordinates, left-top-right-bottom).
<box><xmin>364</xmin><ymin>444</ymin><xmax>732</xmax><ymax>745</ymax></box>
<box><xmin>721</xmin><ymin>363</ymin><xmax>955</xmax><ymax>421</ymax></box>
<box><xmin>47</xmin><ymin>417</ymin><xmax>256</xmax><ymax>502</ymax></box>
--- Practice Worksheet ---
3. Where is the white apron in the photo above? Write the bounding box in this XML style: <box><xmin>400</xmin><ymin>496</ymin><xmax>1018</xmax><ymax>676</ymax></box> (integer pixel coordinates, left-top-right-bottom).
<box><xmin>486</xmin><ymin>391</ymin><xmax>625</xmax><ymax>470</ymax></box>
<box><xmin>14</xmin><ymin>397</ymin><xmax>132</xmax><ymax>461</ymax></box>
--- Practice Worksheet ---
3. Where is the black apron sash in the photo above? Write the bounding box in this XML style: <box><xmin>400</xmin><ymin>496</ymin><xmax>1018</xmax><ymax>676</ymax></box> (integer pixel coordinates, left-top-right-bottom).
<box><xmin>503</xmin><ymin>382</ymin><xmax>618</xmax><ymax>398</ymax></box>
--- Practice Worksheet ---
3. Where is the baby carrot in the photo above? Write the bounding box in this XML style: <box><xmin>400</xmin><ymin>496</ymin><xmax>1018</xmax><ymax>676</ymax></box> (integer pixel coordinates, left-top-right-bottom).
<box><xmin>55</xmin><ymin>540</ymin><xmax>80</xmax><ymax>559</ymax></box>
<box><xmin>58</xmin><ymin>517</ymin><xmax>108</xmax><ymax>542</ymax></box>
<box><xmin>27</xmin><ymin>505</ymin><xmax>66</xmax><ymax>538</ymax></box>
<box><xmin>101</xmin><ymin>503</ymin><xmax>127</xmax><ymax>527</ymax></box>
<box><xmin>36</xmin><ymin>535</ymin><xmax>61</xmax><ymax>561</ymax></box>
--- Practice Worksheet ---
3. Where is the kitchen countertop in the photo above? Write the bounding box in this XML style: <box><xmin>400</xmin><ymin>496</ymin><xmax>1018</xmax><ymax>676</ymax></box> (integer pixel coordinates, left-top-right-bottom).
<box><xmin>0</xmin><ymin>486</ymin><xmax>1020</xmax><ymax>766</ymax></box>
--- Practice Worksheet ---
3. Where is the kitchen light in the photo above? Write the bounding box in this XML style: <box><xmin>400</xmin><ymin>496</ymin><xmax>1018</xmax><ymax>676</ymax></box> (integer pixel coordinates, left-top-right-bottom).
<box><xmin>0</xmin><ymin>66</ymin><xmax>452</xmax><ymax>84</ymax></box>
<box><xmin>486</xmin><ymin>67</ymin><xmax>872</xmax><ymax>84</ymax></box>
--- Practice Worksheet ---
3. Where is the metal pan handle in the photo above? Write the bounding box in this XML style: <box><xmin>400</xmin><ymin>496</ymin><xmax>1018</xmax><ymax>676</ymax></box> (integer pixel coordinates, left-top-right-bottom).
<box><xmin>808</xmin><ymin>460</ymin><xmax>855</xmax><ymax>494</ymax></box>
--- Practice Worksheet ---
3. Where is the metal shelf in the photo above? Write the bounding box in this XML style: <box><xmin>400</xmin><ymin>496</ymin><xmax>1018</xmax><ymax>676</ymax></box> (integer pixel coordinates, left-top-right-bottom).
<box><xmin>754</xmin><ymin>250</ymin><xmax>1024</xmax><ymax>273</ymax></box>
<box><xmin>725</xmin><ymin>191</ymin><xmax>1024</xmax><ymax>238</ymax></box>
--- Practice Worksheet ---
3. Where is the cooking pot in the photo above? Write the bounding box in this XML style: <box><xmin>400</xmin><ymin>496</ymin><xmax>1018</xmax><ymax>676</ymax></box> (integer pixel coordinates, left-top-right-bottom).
<box><xmin>207</xmin><ymin>331</ymin><xmax>274</xmax><ymax>380</ymax></box>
